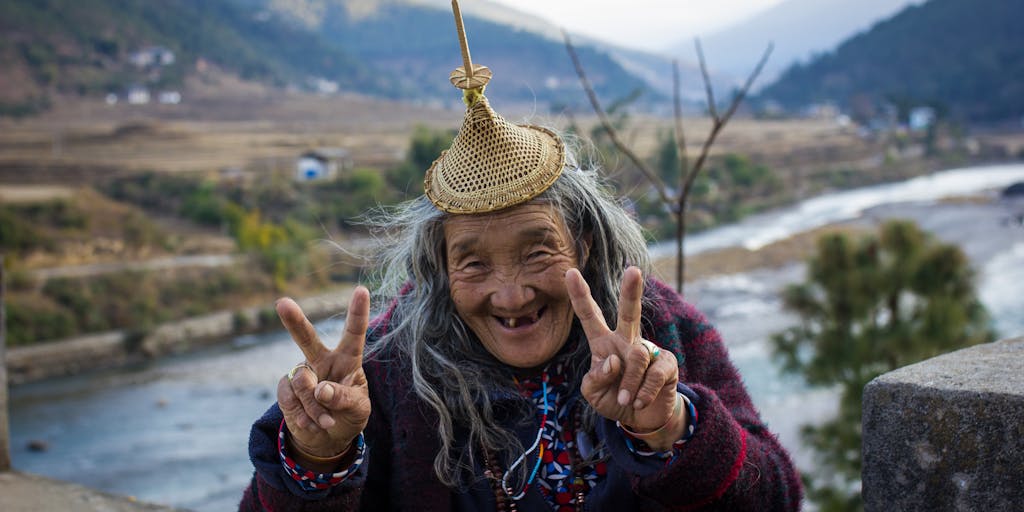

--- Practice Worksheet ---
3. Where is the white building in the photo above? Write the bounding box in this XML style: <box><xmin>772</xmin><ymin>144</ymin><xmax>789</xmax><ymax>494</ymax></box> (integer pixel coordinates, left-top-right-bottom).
<box><xmin>295</xmin><ymin>148</ymin><xmax>351</xmax><ymax>182</ymax></box>
<box><xmin>158</xmin><ymin>91</ymin><xmax>182</xmax><ymax>105</ymax></box>
<box><xmin>126</xmin><ymin>85</ymin><xmax>150</xmax><ymax>105</ymax></box>
<box><xmin>909</xmin><ymin>107</ymin><xmax>936</xmax><ymax>131</ymax></box>
<box><xmin>129</xmin><ymin>46</ymin><xmax>175</xmax><ymax>68</ymax></box>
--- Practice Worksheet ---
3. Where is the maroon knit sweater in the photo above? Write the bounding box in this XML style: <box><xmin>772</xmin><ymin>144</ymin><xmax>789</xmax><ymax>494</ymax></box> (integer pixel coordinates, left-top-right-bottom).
<box><xmin>240</xmin><ymin>278</ymin><xmax>803</xmax><ymax>511</ymax></box>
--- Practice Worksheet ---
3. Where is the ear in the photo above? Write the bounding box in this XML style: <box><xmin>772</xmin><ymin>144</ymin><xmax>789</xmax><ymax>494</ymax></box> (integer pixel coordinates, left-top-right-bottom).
<box><xmin>577</xmin><ymin>232</ymin><xmax>592</xmax><ymax>268</ymax></box>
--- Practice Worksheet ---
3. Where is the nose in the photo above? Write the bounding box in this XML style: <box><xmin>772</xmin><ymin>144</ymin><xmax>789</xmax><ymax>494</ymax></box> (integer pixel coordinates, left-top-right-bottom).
<box><xmin>489</xmin><ymin>269</ymin><xmax>534</xmax><ymax>310</ymax></box>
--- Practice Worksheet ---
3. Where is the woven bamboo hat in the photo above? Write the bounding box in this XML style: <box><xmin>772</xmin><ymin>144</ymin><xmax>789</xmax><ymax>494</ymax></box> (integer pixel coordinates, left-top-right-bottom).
<box><xmin>424</xmin><ymin>0</ymin><xmax>566</xmax><ymax>214</ymax></box>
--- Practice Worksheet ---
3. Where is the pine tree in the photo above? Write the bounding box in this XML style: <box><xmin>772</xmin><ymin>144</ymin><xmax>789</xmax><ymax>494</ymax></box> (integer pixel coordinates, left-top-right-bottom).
<box><xmin>772</xmin><ymin>220</ymin><xmax>995</xmax><ymax>511</ymax></box>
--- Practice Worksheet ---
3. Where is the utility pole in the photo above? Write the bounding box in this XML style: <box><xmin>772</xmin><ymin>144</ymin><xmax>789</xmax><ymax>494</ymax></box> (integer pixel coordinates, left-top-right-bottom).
<box><xmin>0</xmin><ymin>257</ymin><xmax>11</xmax><ymax>470</ymax></box>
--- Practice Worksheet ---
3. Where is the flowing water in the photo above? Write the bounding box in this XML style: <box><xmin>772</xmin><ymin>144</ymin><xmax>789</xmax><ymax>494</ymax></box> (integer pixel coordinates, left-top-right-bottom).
<box><xmin>10</xmin><ymin>163</ymin><xmax>1024</xmax><ymax>511</ymax></box>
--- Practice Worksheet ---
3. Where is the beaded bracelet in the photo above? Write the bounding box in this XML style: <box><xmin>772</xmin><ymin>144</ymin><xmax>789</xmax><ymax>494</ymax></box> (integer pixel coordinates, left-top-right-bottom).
<box><xmin>619</xmin><ymin>392</ymin><xmax>698</xmax><ymax>460</ymax></box>
<box><xmin>278</xmin><ymin>420</ymin><xmax>366</xmax><ymax>492</ymax></box>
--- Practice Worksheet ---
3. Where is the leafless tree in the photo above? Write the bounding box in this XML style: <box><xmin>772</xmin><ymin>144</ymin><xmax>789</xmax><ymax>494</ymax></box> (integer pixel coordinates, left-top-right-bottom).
<box><xmin>564</xmin><ymin>32</ymin><xmax>772</xmax><ymax>293</ymax></box>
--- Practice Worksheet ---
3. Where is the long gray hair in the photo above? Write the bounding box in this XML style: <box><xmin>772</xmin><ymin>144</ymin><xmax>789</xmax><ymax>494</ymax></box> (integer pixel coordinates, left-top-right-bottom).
<box><xmin>361</xmin><ymin>146</ymin><xmax>651</xmax><ymax>488</ymax></box>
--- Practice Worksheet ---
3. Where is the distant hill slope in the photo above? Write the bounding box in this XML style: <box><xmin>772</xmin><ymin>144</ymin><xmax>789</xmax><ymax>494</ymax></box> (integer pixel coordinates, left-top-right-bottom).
<box><xmin>0</xmin><ymin>0</ymin><xmax>378</xmax><ymax>114</ymax></box>
<box><xmin>757</xmin><ymin>0</ymin><xmax>1024</xmax><ymax>123</ymax></box>
<box><xmin>0</xmin><ymin>0</ymin><xmax>650</xmax><ymax>116</ymax></box>
<box><xmin>680</xmin><ymin>0</ymin><xmax>922</xmax><ymax>85</ymax></box>
<box><xmin>407</xmin><ymin>0</ymin><xmax>712</xmax><ymax>103</ymax></box>
<box><xmin>243</xmin><ymin>0</ymin><xmax>653</xmax><ymax>107</ymax></box>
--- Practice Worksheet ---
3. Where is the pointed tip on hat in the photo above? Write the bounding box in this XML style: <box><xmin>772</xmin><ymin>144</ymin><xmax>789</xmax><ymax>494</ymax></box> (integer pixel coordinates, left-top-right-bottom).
<box><xmin>425</xmin><ymin>0</ymin><xmax>565</xmax><ymax>214</ymax></box>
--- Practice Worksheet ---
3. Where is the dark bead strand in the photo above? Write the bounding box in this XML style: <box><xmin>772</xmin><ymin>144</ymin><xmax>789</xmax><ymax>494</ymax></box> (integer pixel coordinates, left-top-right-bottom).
<box><xmin>483</xmin><ymin>376</ymin><xmax>595</xmax><ymax>511</ymax></box>
<box><xmin>567</xmin><ymin>404</ymin><xmax>587</xmax><ymax>512</ymax></box>
<box><xmin>484</xmin><ymin>451</ymin><xmax>517</xmax><ymax>512</ymax></box>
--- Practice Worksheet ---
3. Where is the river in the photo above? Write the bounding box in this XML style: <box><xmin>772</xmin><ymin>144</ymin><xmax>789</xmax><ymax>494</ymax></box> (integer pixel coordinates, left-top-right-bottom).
<box><xmin>9</xmin><ymin>163</ymin><xmax>1024</xmax><ymax>511</ymax></box>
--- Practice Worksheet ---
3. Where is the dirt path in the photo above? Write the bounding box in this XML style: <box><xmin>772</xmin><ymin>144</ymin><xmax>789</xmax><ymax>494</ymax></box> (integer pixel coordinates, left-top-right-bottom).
<box><xmin>28</xmin><ymin>254</ymin><xmax>239</xmax><ymax>281</ymax></box>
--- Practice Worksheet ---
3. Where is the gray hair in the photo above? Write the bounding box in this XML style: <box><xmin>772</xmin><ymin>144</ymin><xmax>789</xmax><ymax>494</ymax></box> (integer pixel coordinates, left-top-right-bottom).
<box><xmin>361</xmin><ymin>146</ymin><xmax>651</xmax><ymax>488</ymax></box>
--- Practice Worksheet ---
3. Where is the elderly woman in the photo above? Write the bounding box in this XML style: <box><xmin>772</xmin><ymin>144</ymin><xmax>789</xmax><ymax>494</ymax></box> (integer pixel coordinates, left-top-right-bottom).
<box><xmin>240</xmin><ymin>157</ymin><xmax>802</xmax><ymax>510</ymax></box>
<box><xmin>240</xmin><ymin>7</ymin><xmax>800</xmax><ymax>510</ymax></box>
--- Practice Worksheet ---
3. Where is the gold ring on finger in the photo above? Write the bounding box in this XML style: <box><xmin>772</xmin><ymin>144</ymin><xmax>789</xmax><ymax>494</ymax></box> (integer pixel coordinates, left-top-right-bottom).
<box><xmin>287</xmin><ymin>361</ymin><xmax>317</xmax><ymax>382</ymax></box>
<box><xmin>639</xmin><ymin>339</ymin><xmax>661</xmax><ymax>363</ymax></box>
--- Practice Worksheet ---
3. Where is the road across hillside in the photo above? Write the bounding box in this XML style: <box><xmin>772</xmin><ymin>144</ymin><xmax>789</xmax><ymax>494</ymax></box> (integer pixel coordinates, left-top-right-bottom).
<box><xmin>28</xmin><ymin>254</ymin><xmax>238</xmax><ymax>281</ymax></box>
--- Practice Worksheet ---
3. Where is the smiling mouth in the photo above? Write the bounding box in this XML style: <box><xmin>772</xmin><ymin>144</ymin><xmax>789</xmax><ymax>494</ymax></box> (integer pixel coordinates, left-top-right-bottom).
<box><xmin>497</xmin><ymin>306</ymin><xmax>546</xmax><ymax>329</ymax></box>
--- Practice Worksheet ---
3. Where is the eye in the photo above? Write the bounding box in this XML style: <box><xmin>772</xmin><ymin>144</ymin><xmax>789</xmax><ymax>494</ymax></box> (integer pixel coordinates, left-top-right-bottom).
<box><xmin>458</xmin><ymin>259</ymin><xmax>485</xmax><ymax>272</ymax></box>
<box><xmin>527</xmin><ymin>250</ymin><xmax>551</xmax><ymax>262</ymax></box>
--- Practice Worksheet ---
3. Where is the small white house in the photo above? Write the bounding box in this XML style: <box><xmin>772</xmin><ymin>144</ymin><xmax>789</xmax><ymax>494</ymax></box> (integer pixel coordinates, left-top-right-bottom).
<box><xmin>126</xmin><ymin>85</ymin><xmax>150</xmax><ymax>105</ymax></box>
<box><xmin>158</xmin><ymin>91</ymin><xmax>182</xmax><ymax>105</ymax></box>
<box><xmin>909</xmin><ymin>107</ymin><xmax>936</xmax><ymax>132</ymax></box>
<box><xmin>296</xmin><ymin>148</ymin><xmax>351</xmax><ymax>182</ymax></box>
<box><xmin>130</xmin><ymin>46</ymin><xmax>176</xmax><ymax>68</ymax></box>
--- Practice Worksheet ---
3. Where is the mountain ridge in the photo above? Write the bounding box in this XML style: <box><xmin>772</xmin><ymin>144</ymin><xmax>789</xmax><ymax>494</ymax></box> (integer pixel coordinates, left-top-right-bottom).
<box><xmin>675</xmin><ymin>0</ymin><xmax>923</xmax><ymax>86</ymax></box>
<box><xmin>757</xmin><ymin>0</ymin><xmax>1024</xmax><ymax>124</ymax></box>
<box><xmin>0</xmin><ymin>0</ymin><xmax>653</xmax><ymax>116</ymax></box>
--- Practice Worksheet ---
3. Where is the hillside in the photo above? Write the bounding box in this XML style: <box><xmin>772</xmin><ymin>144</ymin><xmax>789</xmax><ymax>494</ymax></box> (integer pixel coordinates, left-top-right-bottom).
<box><xmin>0</xmin><ymin>0</ymin><xmax>378</xmax><ymax>116</ymax></box>
<box><xmin>0</xmin><ymin>0</ymin><xmax>650</xmax><ymax>117</ymax></box>
<box><xmin>757</xmin><ymin>0</ymin><xmax>1024</xmax><ymax>124</ymax></box>
<box><xmin>684</xmin><ymin>0</ymin><xmax>922</xmax><ymax>85</ymax></box>
<box><xmin>240</xmin><ymin>0</ymin><xmax>652</xmax><ymax>107</ymax></box>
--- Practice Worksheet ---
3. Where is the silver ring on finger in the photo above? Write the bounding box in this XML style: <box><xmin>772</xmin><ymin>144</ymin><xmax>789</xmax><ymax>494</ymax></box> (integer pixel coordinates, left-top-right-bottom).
<box><xmin>638</xmin><ymin>339</ymin><xmax>661</xmax><ymax>365</ymax></box>
<box><xmin>287</xmin><ymin>361</ymin><xmax>317</xmax><ymax>382</ymax></box>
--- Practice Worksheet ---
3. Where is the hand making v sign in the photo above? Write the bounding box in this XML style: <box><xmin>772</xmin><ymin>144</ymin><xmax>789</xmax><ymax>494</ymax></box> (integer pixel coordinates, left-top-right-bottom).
<box><xmin>274</xmin><ymin>287</ymin><xmax>372</xmax><ymax>472</ymax></box>
<box><xmin>565</xmin><ymin>266</ymin><xmax>687</xmax><ymax>451</ymax></box>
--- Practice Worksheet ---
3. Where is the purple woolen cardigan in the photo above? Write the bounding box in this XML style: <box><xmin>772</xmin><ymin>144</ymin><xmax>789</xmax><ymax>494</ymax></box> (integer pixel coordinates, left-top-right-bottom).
<box><xmin>240</xmin><ymin>278</ymin><xmax>803</xmax><ymax>511</ymax></box>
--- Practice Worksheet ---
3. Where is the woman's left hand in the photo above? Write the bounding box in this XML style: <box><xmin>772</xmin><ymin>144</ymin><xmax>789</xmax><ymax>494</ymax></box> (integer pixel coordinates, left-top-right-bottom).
<box><xmin>565</xmin><ymin>266</ymin><xmax>684</xmax><ymax>448</ymax></box>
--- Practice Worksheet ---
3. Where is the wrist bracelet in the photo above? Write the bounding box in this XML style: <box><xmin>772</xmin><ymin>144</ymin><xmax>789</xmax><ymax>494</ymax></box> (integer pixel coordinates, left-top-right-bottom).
<box><xmin>619</xmin><ymin>392</ymin><xmax>683</xmax><ymax>439</ymax></box>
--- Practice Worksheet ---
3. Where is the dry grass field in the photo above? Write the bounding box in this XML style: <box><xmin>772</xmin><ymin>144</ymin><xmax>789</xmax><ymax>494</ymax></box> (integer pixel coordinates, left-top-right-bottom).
<box><xmin>2</xmin><ymin>84</ymin><xmax>1019</xmax><ymax>274</ymax></box>
<box><xmin>0</xmin><ymin>76</ymin><xmax>871</xmax><ymax>184</ymax></box>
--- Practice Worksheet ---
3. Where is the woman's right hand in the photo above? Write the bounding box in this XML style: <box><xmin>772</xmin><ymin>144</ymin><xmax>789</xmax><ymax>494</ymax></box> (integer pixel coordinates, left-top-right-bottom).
<box><xmin>275</xmin><ymin>287</ymin><xmax>372</xmax><ymax>469</ymax></box>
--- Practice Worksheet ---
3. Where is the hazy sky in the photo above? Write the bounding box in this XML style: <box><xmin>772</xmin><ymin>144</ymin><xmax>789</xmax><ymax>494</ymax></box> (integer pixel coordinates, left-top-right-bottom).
<box><xmin>488</xmin><ymin>0</ymin><xmax>786</xmax><ymax>52</ymax></box>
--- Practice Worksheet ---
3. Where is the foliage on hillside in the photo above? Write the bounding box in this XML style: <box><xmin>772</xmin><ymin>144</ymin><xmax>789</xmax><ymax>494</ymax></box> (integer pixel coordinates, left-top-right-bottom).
<box><xmin>0</xmin><ymin>196</ymin><xmax>167</xmax><ymax>259</ymax></box>
<box><xmin>758</xmin><ymin>0</ymin><xmax>1024</xmax><ymax>123</ymax></box>
<box><xmin>5</xmin><ymin>267</ymin><xmax>272</xmax><ymax>346</ymax></box>
<box><xmin>0</xmin><ymin>0</ymin><xmax>376</xmax><ymax>115</ymax></box>
<box><xmin>772</xmin><ymin>220</ymin><xmax>995</xmax><ymax>511</ymax></box>
<box><xmin>1</xmin><ymin>127</ymin><xmax>456</xmax><ymax>346</ymax></box>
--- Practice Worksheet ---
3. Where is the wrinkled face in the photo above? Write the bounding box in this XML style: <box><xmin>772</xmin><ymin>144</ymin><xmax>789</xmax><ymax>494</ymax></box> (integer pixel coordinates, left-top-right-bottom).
<box><xmin>445</xmin><ymin>203</ymin><xmax>581</xmax><ymax>369</ymax></box>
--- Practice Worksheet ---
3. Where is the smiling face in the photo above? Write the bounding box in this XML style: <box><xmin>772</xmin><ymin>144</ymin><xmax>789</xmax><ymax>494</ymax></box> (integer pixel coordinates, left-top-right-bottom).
<box><xmin>445</xmin><ymin>203</ymin><xmax>583</xmax><ymax>369</ymax></box>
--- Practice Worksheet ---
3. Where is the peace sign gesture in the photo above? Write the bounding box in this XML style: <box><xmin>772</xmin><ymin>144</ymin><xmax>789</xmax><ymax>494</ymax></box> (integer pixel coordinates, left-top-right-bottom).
<box><xmin>274</xmin><ymin>287</ymin><xmax>372</xmax><ymax>470</ymax></box>
<box><xmin>565</xmin><ymin>267</ymin><xmax>686</xmax><ymax>450</ymax></box>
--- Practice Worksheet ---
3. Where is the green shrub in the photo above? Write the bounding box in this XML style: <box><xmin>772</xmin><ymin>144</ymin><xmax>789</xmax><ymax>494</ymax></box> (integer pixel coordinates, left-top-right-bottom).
<box><xmin>0</xmin><ymin>208</ymin><xmax>47</xmax><ymax>252</ymax></box>
<box><xmin>5</xmin><ymin>299</ymin><xmax>77</xmax><ymax>345</ymax></box>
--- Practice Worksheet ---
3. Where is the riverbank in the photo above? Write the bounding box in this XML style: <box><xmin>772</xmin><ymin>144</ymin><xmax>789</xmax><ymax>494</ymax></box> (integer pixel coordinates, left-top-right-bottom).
<box><xmin>5</xmin><ymin>285</ymin><xmax>354</xmax><ymax>384</ymax></box>
<box><xmin>8</xmin><ymin>187</ymin><xmax>1018</xmax><ymax>385</ymax></box>
<box><xmin>6</xmin><ymin>221</ymin><xmax>855</xmax><ymax>386</ymax></box>
<box><xmin>0</xmin><ymin>471</ymin><xmax>186</xmax><ymax>512</ymax></box>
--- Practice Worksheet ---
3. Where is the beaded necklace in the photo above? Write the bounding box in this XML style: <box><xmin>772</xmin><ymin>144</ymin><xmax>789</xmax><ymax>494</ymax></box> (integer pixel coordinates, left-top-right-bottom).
<box><xmin>502</xmin><ymin>373</ymin><xmax>549</xmax><ymax>500</ymax></box>
<box><xmin>484</xmin><ymin>367</ymin><xmax>596</xmax><ymax>512</ymax></box>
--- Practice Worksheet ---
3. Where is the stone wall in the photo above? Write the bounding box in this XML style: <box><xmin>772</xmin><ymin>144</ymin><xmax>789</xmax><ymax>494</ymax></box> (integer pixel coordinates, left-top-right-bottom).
<box><xmin>862</xmin><ymin>336</ymin><xmax>1024</xmax><ymax>511</ymax></box>
<box><xmin>5</xmin><ymin>286</ymin><xmax>353</xmax><ymax>385</ymax></box>
<box><xmin>0</xmin><ymin>260</ymin><xmax>10</xmax><ymax>470</ymax></box>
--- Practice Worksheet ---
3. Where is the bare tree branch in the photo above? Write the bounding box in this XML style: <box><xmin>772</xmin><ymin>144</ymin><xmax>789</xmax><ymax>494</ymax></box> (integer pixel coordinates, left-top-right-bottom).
<box><xmin>672</xmin><ymin>59</ymin><xmax>688</xmax><ymax>187</ymax></box>
<box><xmin>695</xmin><ymin>39</ymin><xmax>718</xmax><ymax>121</ymax></box>
<box><xmin>685</xmin><ymin>42</ymin><xmax>773</xmax><ymax>196</ymax></box>
<box><xmin>565</xmin><ymin>30</ymin><xmax>771</xmax><ymax>292</ymax></box>
<box><xmin>721</xmin><ymin>42</ymin><xmax>774</xmax><ymax>126</ymax></box>
<box><xmin>563</xmin><ymin>30</ymin><xmax>672</xmax><ymax>206</ymax></box>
